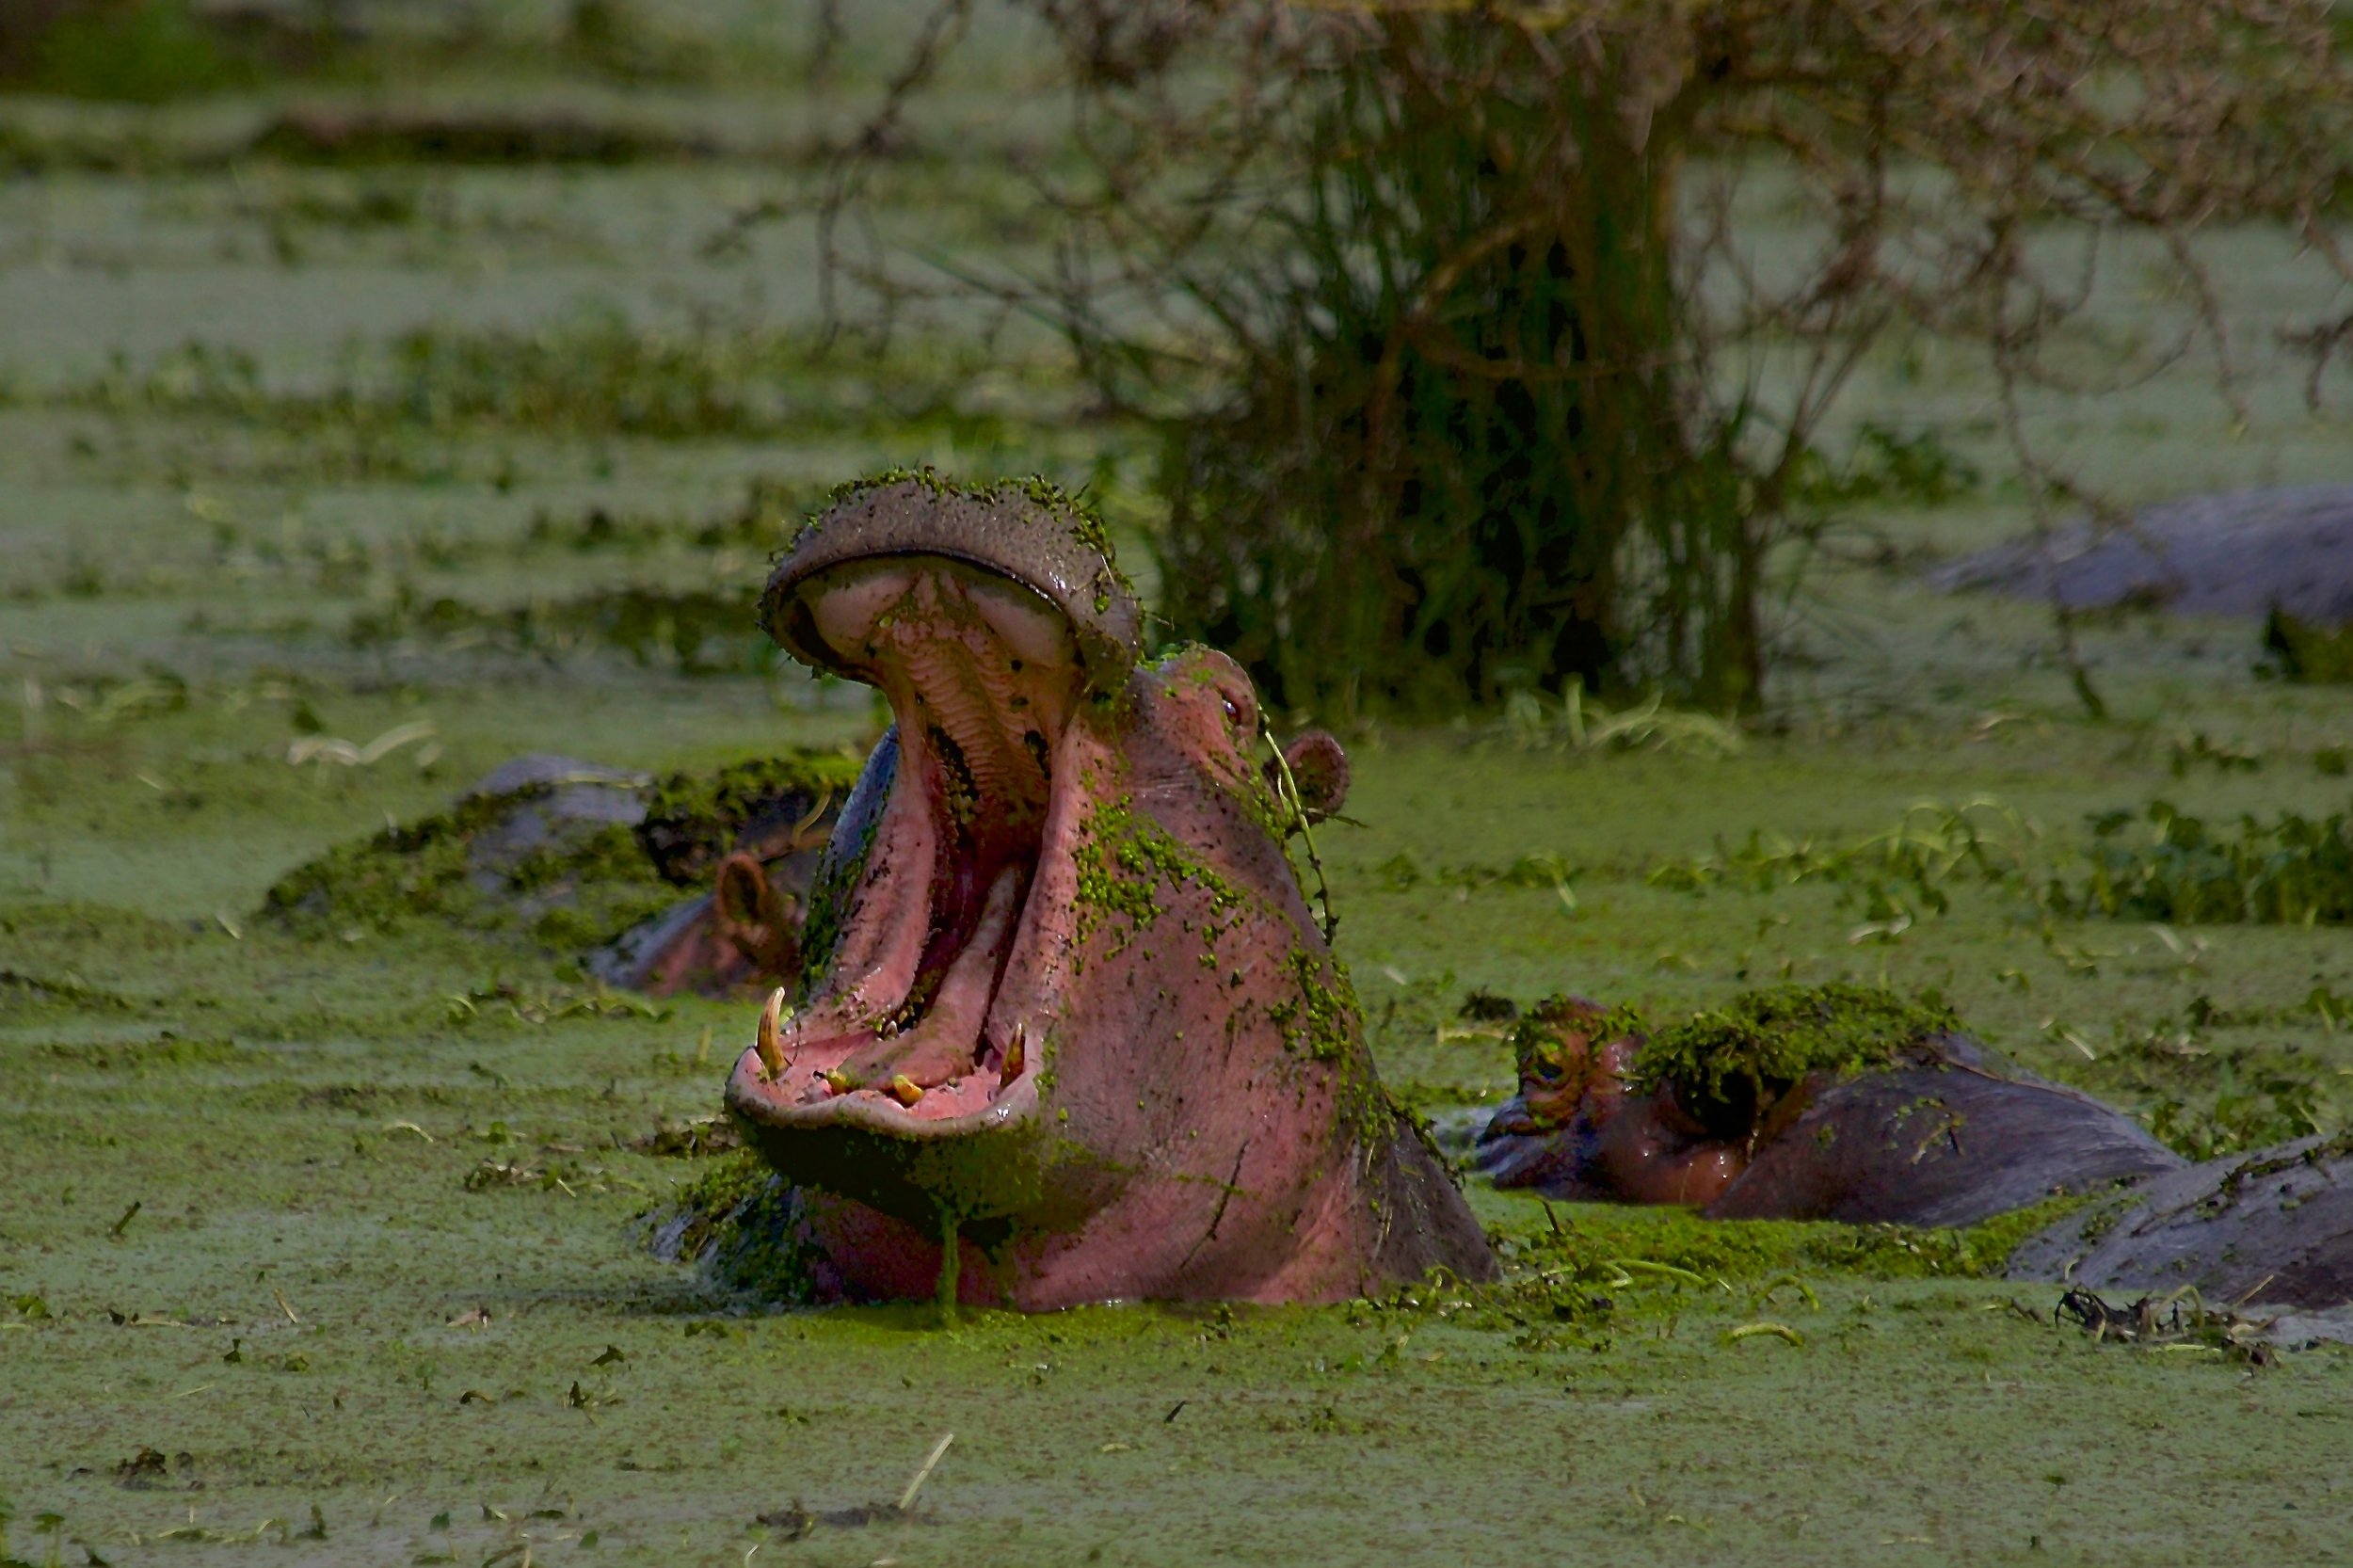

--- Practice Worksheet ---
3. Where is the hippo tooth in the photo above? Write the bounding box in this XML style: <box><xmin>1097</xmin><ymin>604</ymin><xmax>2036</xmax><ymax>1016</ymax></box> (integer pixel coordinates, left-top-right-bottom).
<box><xmin>822</xmin><ymin>1067</ymin><xmax>857</xmax><ymax>1096</ymax></box>
<box><xmin>755</xmin><ymin>987</ymin><xmax>789</xmax><ymax>1077</ymax></box>
<box><xmin>1000</xmin><ymin>1028</ymin><xmax>1024</xmax><ymax>1082</ymax></box>
<box><xmin>887</xmin><ymin>1074</ymin><xmax>924</xmax><ymax>1107</ymax></box>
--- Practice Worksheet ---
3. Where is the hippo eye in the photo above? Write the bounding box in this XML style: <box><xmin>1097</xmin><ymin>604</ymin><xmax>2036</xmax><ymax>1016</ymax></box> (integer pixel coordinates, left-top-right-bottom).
<box><xmin>1221</xmin><ymin>696</ymin><xmax>1242</xmax><ymax>725</ymax></box>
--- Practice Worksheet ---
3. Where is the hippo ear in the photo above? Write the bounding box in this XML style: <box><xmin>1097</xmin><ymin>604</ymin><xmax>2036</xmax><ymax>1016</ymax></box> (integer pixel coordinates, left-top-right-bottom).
<box><xmin>1268</xmin><ymin>729</ymin><xmax>1349</xmax><ymax>824</ymax></box>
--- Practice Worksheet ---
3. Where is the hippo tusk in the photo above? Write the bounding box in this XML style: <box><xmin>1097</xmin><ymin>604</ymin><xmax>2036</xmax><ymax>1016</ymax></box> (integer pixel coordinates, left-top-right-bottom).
<box><xmin>755</xmin><ymin>986</ymin><xmax>790</xmax><ymax>1077</ymax></box>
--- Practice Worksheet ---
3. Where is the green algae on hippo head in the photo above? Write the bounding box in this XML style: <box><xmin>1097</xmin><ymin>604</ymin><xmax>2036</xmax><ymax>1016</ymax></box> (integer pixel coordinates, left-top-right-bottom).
<box><xmin>722</xmin><ymin>472</ymin><xmax>1496</xmax><ymax>1307</ymax></box>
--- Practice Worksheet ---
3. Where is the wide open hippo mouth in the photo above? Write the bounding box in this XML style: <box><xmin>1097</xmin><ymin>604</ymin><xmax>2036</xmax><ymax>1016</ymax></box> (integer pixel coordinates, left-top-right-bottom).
<box><xmin>722</xmin><ymin>551</ymin><xmax>1090</xmax><ymax>1149</ymax></box>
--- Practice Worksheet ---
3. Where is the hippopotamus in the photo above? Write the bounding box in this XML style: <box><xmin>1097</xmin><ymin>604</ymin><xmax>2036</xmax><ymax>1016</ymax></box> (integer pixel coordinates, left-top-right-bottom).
<box><xmin>720</xmin><ymin>473</ymin><xmax>1496</xmax><ymax>1308</ymax></box>
<box><xmin>593</xmin><ymin>759</ymin><xmax>855</xmax><ymax>998</ymax></box>
<box><xmin>2008</xmin><ymin>1132</ymin><xmax>2353</xmax><ymax>1313</ymax></box>
<box><xmin>264</xmin><ymin>749</ymin><xmax>853</xmax><ymax>999</ymax></box>
<box><xmin>1475</xmin><ymin>987</ymin><xmax>2185</xmax><ymax>1226</ymax></box>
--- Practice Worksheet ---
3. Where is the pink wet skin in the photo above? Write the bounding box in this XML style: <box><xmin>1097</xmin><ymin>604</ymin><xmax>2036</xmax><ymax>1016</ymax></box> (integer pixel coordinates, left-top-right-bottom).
<box><xmin>722</xmin><ymin>497</ymin><xmax>1493</xmax><ymax>1308</ymax></box>
<box><xmin>1486</xmin><ymin>999</ymin><xmax>1748</xmax><ymax>1207</ymax></box>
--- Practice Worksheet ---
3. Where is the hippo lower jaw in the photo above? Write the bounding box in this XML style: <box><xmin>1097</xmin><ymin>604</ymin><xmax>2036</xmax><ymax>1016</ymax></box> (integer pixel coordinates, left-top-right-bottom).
<box><xmin>731</xmin><ymin>1039</ymin><xmax>1043</xmax><ymax>1138</ymax></box>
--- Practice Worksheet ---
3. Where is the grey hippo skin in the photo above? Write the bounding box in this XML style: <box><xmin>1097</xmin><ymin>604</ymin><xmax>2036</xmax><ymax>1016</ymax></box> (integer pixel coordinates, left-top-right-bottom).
<box><xmin>2008</xmin><ymin>1133</ymin><xmax>2353</xmax><ymax>1310</ymax></box>
<box><xmin>1705</xmin><ymin>1037</ymin><xmax>2187</xmax><ymax>1227</ymax></box>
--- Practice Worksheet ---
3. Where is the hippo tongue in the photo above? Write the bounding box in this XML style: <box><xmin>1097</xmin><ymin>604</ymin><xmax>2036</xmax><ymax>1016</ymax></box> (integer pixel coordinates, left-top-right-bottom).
<box><xmin>821</xmin><ymin>865</ymin><xmax>1023</xmax><ymax>1096</ymax></box>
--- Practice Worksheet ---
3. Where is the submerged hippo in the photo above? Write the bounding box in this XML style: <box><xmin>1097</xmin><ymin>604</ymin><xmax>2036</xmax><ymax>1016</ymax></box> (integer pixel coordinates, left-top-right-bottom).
<box><xmin>721</xmin><ymin>474</ymin><xmax>1495</xmax><ymax>1307</ymax></box>
<box><xmin>593</xmin><ymin>760</ymin><xmax>853</xmax><ymax>998</ymax></box>
<box><xmin>1476</xmin><ymin>986</ymin><xmax>2184</xmax><ymax>1226</ymax></box>
<box><xmin>264</xmin><ymin>749</ymin><xmax>850</xmax><ymax>1000</ymax></box>
<box><xmin>2008</xmin><ymin>1132</ymin><xmax>2353</xmax><ymax>1314</ymax></box>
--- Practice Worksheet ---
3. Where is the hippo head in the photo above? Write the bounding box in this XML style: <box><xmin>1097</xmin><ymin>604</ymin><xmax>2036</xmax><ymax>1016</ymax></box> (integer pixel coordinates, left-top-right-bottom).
<box><xmin>723</xmin><ymin>474</ymin><xmax>1494</xmax><ymax>1307</ymax></box>
<box><xmin>1476</xmin><ymin>997</ymin><xmax>1747</xmax><ymax>1207</ymax></box>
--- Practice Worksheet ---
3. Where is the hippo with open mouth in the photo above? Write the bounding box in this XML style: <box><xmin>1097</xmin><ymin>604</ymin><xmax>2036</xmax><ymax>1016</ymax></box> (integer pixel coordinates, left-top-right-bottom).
<box><xmin>1475</xmin><ymin>986</ymin><xmax>2185</xmax><ymax>1226</ymax></box>
<box><xmin>721</xmin><ymin>474</ymin><xmax>1496</xmax><ymax>1307</ymax></box>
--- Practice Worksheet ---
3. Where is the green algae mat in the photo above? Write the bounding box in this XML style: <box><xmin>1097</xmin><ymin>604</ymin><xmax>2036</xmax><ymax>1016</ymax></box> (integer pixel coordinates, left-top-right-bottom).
<box><xmin>9</xmin><ymin>17</ymin><xmax>2353</xmax><ymax>1565</ymax></box>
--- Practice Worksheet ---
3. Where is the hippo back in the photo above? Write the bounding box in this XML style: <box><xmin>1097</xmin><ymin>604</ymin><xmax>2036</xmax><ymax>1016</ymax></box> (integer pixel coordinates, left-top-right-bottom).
<box><xmin>2007</xmin><ymin>1134</ymin><xmax>2353</xmax><ymax>1309</ymax></box>
<box><xmin>1705</xmin><ymin>1036</ymin><xmax>2185</xmax><ymax>1227</ymax></box>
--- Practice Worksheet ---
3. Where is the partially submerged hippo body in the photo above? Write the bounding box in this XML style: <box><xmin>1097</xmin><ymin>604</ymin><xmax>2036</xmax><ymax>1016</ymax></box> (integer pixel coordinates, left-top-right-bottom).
<box><xmin>264</xmin><ymin>750</ymin><xmax>851</xmax><ymax>999</ymax></box>
<box><xmin>1475</xmin><ymin>991</ymin><xmax>2185</xmax><ymax>1226</ymax></box>
<box><xmin>591</xmin><ymin>762</ymin><xmax>850</xmax><ymax>998</ymax></box>
<box><xmin>1927</xmin><ymin>485</ymin><xmax>2353</xmax><ymax>625</ymax></box>
<box><xmin>2008</xmin><ymin>1133</ymin><xmax>2353</xmax><ymax>1312</ymax></box>
<box><xmin>721</xmin><ymin>476</ymin><xmax>1495</xmax><ymax>1308</ymax></box>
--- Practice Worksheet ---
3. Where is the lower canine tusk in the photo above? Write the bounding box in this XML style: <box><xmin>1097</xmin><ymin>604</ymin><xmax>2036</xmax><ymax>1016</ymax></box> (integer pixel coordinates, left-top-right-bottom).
<box><xmin>755</xmin><ymin>986</ymin><xmax>789</xmax><ymax>1076</ymax></box>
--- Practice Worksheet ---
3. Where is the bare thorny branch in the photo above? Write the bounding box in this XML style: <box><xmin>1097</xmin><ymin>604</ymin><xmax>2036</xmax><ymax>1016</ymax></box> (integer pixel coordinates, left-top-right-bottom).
<box><xmin>776</xmin><ymin>0</ymin><xmax>2351</xmax><ymax>713</ymax></box>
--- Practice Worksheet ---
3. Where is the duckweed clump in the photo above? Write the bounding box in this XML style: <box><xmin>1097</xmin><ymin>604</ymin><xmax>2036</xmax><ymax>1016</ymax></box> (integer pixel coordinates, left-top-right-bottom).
<box><xmin>636</xmin><ymin>751</ymin><xmax>862</xmax><ymax>884</ymax></box>
<box><xmin>1621</xmin><ymin>982</ymin><xmax>1960</xmax><ymax>1105</ymax></box>
<box><xmin>1482</xmin><ymin>1188</ymin><xmax>2093</xmax><ymax>1305</ymax></box>
<box><xmin>653</xmin><ymin>1151</ymin><xmax>830</xmax><ymax>1305</ymax></box>
<box><xmin>1269</xmin><ymin>947</ymin><xmax>1360</xmax><ymax>1063</ymax></box>
<box><xmin>2056</xmin><ymin>798</ymin><xmax>2353</xmax><ymax>925</ymax></box>
<box><xmin>1071</xmin><ymin>796</ymin><xmax>1249</xmax><ymax>952</ymax></box>
<box><xmin>263</xmin><ymin>779</ymin><xmax>674</xmax><ymax>948</ymax></box>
